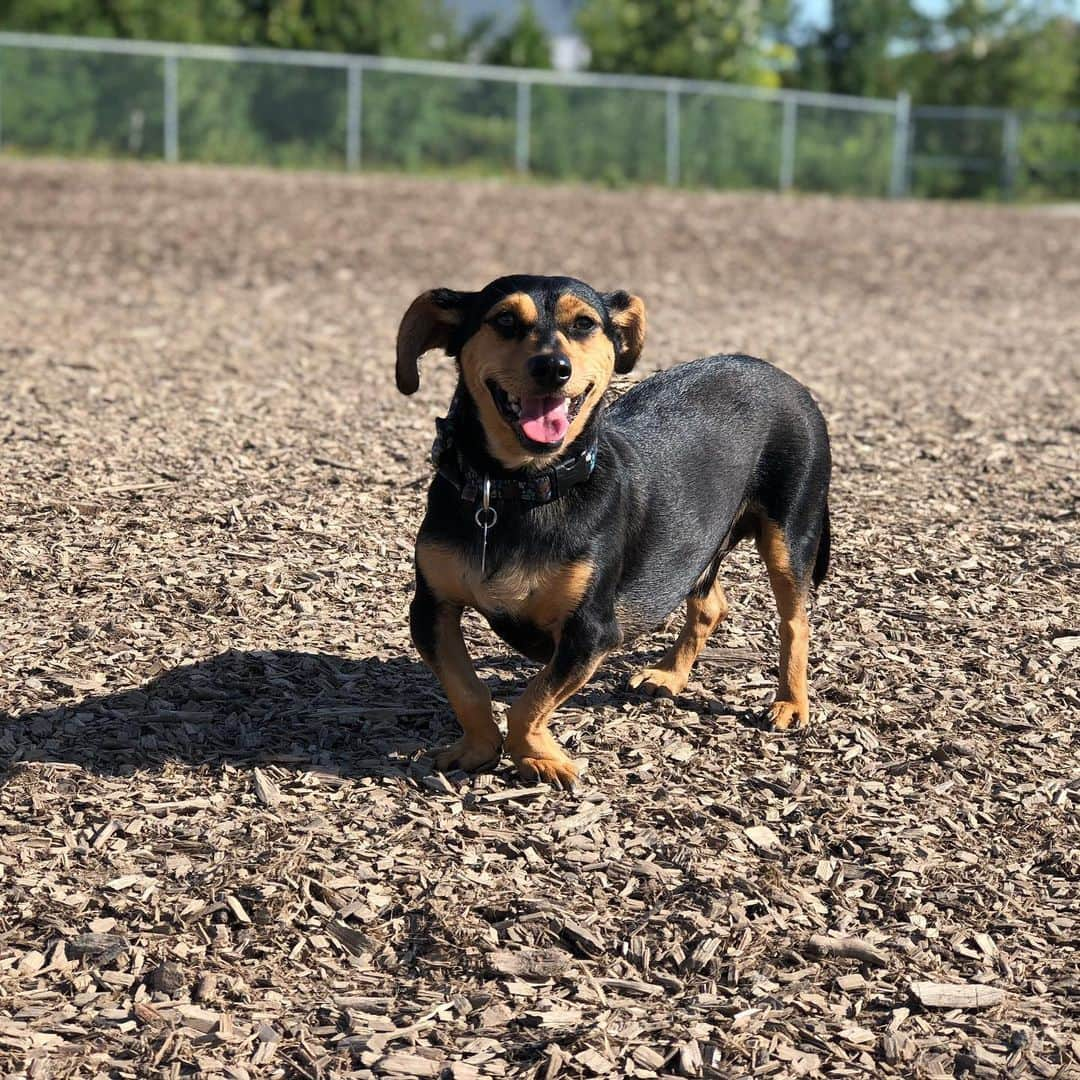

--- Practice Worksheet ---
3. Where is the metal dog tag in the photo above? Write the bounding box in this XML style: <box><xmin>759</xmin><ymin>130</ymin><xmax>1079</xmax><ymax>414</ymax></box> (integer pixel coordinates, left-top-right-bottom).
<box><xmin>475</xmin><ymin>475</ymin><xmax>497</xmax><ymax>576</ymax></box>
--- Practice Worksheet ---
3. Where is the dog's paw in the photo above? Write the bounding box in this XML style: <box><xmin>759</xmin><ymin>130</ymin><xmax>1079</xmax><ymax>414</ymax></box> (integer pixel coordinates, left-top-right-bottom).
<box><xmin>628</xmin><ymin>665</ymin><xmax>688</xmax><ymax>699</ymax></box>
<box><xmin>507</xmin><ymin>731</ymin><xmax>580</xmax><ymax>790</ymax></box>
<box><xmin>434</xmin><ymin>736</ymin><xmax>502</xmax><ymax>773</ymax></box>
<box><xmin>515</xmin><ymin>754</ymin><xmax>580</xmax><ymax>789</ymax></box>
<box><xmin>766</xmin><ymin>700</ymin><xmax>809</xmax><ymax>731</ymax></box>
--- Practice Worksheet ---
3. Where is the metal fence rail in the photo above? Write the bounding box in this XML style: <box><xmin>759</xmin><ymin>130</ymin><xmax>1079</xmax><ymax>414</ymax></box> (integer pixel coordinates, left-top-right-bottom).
<box><xmin>906</xmin><ymin>103</ymin><xmax>1080</xmax><ymax>200</ymax></box>
<box><xmin>0</xmin><ymin>31</ymin><xmax>1076</xmax><ymax>200</ymax></box>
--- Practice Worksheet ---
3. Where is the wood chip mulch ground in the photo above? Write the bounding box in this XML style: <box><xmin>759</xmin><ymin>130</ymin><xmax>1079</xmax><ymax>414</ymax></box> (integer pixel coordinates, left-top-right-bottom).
<box><xmin>1</xmin><ymin>161</ymin><xmax>1077</xmax><ymax>1079</ymax></box>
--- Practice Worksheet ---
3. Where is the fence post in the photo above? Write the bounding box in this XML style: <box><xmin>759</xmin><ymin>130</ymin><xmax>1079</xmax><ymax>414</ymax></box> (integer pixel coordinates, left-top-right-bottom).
<box><xmin>779</xmin><ymin>95</ymin><xmax>797</xmax><ymax>191</ymax></box>
<box><xmin>665</xmin><ymin>83</ymin><xmax>680</xmax><ymax>186</ymax></box>
<box><xmin>905</xmin><ymin>105</ymin><xmax>917</xmax><ymax>196</ymax></box>
<box><xmin>163</xmin><ymin>53</ymin><xmax>179</xmax><ymax>162</ymax></box>
<box><xmin>346</xmin><ymin>61</ymin><xmax>363</xmax><ymax>170</ymax></box>
<box><xmin>515</xmin><ymin>78</ymin><xmax>530</xmax><ymax>174</ymax></box>
<box><xmin>889</xmin><ymin>91</ymin><xmax>911</xmax><ymax>198</ymax></box>
<box><xmin>1002</xmin><ymin>110</ymin><xmax>1020</xmax><ymax>201</ymax></box>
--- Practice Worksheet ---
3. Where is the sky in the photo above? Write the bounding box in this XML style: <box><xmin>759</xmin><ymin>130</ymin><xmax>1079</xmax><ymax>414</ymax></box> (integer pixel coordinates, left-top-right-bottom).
<box><xmin>798</xmin><ymin>0</ymin><xmax>1080</xmax><ymax>24</ymax></box>
<box><xmin>799</xmin><ymin>0</ymin><xmax>947</xmax><ymax>28</ymax></box>
<box><xmin>447</xmin><ymin>0</ymin><xmax>1080</xmax><ymax>35</ymax></box>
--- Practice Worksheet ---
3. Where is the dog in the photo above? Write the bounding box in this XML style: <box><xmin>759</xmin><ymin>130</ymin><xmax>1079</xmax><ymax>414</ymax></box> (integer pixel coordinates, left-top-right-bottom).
<box><xmin>396</xmin><ymin>275</ymin><xmax>831</xmax><ymax>787</ymax></box>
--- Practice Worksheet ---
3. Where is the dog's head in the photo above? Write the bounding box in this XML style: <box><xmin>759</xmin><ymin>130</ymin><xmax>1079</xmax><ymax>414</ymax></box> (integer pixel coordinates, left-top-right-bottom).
<box><xmin>396</xmin><ymin>275</ymin><xmax>646</xmax><ymax>469</ymax></box>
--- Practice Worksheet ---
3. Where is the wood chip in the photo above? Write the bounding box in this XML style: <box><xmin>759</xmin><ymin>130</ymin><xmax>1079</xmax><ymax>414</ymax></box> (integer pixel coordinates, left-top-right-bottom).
<box><xmin>225</xmin><ymin>895</ymin><xmax>252</xmax><ymax>924</ymax></box>
<box><xmin>631</xmin><ymin>1046</ymin><xmax>667</xmax><ymax>1070</ymax></box>
<box><xmin>177</xmin><ymin>1005</ymin><xmax>220</xmax><ymax>1034</ymax></box>
<box><xmin>133</xmin><ymin>1002</ymin><xmax>165</xmax><ymax>1026</ymax></box>
<box><xmin>560</xmin><ymin>919</ymin><xmax>604</xmax><ymax>958</ymax></box>
<box><xmin>575</xmin><ymin>1049</ymin><xmax>614</xmax><ymax>1075</ymax></box>
<box><xmin>376</xmin><ymin>1053</ymin><xmax>442</xmax><ymax>1077</ymax></box>
<box><xmin>807</xmin><ymin>933</ymin><xmax>889</xmax><ymax>967</ymax></box>
<box><xmin>744</xmin><ymin>824</ymin><xmax>782</xmax><ymax>854</ymax></box>
<box><xmin>910</xmin><ymin>982</ymin><xmax>1007</xmax><ymax>1009</ymax></box>
<box><xmin>252</xmin><ymin>767</ymin><xmax>283</xmax><ymax>807</ymax></box>
<box><xmin>16</xmin><ymin>951</ymin><xmax>45</xmax><ymax>976</ymax></box>
<box><xmin>487</xmin><ymin>948</ymin><xmax>571</xmax><ymax>979</ymax></box>
<box><xmin>146</xmin><ymin>962</ymin><xmax>187</xmax><ymax>995</ymax></box>
<box><xmin>676</xmin><ymin>1040</ymin><xmax>703</xmax><ymax>1077</ymax></box>
<box><xmin>67</xmin><ymin>934</ymin><xmax>126</xmax><ymax>963</ymax></box>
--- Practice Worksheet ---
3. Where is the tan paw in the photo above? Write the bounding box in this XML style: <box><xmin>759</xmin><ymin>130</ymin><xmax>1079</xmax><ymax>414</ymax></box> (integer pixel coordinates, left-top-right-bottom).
<box><xmin>516</xmin><ymin>754</ymin><xmax>580</xmax><ymax>789</ymax></box>
<box><xmin>506</xmin><ymin>731</ymin><xmax>579</xmax><ymax>789</ymax></box>
<box><xmin>767</xmin><ymin>700</ymin><xmax>809</xmax><ymax>731</ymax></box>
<box><xmin>434</xmin><ymin>735</ymin><xmax>502</xmax><ymax>773</ymax></box>
<box><xmin>628</xmin><ymin>665</ymin><xmax>688</xmax><ymax>699</ymax></box>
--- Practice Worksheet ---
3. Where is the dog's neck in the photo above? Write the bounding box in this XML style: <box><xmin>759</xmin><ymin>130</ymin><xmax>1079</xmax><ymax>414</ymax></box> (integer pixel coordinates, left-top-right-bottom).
<box><xmin>429</xmin><ymin>383</ymin><xmax>602</xmax><ymax>509</ymax></box>
<box><xmin>445</xmin><ymin>383</ymin><xmax>603</xmax><ymax>480</ymax></box>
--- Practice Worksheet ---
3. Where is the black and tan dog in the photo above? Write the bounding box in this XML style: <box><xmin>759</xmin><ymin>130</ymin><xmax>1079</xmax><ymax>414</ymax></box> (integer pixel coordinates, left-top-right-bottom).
<box><xmin>397</xmin><ymin>275</ymin><xmax>831</xmax><ymax>787</ymax></box>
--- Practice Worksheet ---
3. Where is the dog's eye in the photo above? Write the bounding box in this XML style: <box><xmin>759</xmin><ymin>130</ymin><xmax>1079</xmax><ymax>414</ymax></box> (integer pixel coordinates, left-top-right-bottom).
<box><xmin>492</xmin><ymin>311</ymin><xmax>518</xmax><ymax>333</ymax></box>
<box><xmin>571</xmin><ymin>315</ymin><xmax>597</xmax><ymax>335</ymax></box>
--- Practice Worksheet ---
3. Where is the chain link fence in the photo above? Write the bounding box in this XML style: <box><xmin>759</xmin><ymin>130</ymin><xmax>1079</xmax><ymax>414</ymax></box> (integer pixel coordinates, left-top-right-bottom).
<box><xmin>907</xmin><ymin>104</ymin><xmax>1080</xmax><ymax>201</ymax></box>
<box><xmin>1</xmin><ymin>32</ymin><xmax>1077</xmax><ymax>200</ymax></box>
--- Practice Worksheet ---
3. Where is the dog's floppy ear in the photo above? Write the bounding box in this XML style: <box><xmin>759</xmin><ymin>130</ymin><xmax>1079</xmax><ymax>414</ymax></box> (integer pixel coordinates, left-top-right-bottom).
<box><xmin>605</xmin><ymin>290</ymin><xmax>647</xmax><ymax>374</ymax></box>
<box><xmin>396</xmin><ymin>288</ymin><xmax>472</xmax><ymax>395</ymax></box>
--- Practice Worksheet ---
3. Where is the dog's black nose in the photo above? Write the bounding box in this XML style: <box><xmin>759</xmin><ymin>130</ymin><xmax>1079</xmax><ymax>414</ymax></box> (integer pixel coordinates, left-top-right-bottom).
<box><xmin>528</xmin><ymin>353</ymin><xmax>572</xmax><ymax>390</ymax></box>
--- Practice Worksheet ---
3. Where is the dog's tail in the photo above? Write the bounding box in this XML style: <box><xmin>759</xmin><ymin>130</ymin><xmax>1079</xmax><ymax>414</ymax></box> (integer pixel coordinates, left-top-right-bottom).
<box><xmin>812</xmin><ymin>502</ymin><xmax>831</xmax><ymax>587</ymax></box>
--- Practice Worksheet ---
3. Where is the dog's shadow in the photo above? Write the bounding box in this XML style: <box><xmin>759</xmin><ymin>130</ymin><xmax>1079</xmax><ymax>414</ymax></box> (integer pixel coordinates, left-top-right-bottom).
<box><xmin>0</xmin><ymin>645</ymin><xmax>755</xmax><ymax>782</ymax></box>
<box><xmin>0</xmin><ymin>649</ymin><xmax>471</xmax><ymax>782</ymax></box>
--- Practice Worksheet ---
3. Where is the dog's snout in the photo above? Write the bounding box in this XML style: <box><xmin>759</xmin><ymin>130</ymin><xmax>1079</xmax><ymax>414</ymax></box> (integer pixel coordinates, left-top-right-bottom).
<box><xmin>528</xmin><ymin>353</ymin><xmax>572</xmax><ymax>391</ymax></box>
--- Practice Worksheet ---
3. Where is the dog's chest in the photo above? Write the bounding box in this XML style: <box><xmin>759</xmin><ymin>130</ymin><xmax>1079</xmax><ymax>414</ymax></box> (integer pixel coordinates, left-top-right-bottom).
<box><xmin>417</xmin><ymin>541</ymin><xmax>592</xmax><ymax>632</ymax></box>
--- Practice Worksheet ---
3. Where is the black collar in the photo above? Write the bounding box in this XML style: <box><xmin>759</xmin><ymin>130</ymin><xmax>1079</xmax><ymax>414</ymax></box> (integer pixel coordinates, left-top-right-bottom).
<box><xmin>430</xmin><ymin>391</ymin><xmax>599</xmax><ymax>506</ymax></box>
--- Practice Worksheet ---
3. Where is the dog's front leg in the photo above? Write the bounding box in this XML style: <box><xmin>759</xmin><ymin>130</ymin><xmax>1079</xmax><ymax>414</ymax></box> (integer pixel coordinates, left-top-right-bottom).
<box><xmin>505</xmin><ymin>613</ymin><xmax>617</xmax><ymax>788</ymax></box>
<box><xmin>411</xmin><ymin>574</ymin><xmax>502</xmax><ymax>772</ymax></box>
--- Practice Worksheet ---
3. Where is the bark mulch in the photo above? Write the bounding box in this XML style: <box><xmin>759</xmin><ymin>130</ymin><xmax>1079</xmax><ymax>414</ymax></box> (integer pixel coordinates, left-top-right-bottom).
<box><xmin>1</xmin><ymin>161</ymin><xmax>1077</xmax><ymax>1079</ymax></box>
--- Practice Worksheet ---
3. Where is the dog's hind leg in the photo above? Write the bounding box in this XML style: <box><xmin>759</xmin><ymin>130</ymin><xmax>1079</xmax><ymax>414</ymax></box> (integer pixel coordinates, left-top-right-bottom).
<box><xmin>628</xmin><ymin>574</ymin><xmax>730</xmax><ymax>699</ymax></box>
<box><xmin>756</xmin><ymin>519</ymin><xmax>812</xmax><ymax>730</ymax></box>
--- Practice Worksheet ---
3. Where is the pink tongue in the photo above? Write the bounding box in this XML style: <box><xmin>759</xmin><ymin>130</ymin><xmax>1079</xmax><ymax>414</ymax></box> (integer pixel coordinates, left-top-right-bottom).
<box><xmin>518</xmin><ymin>395</ymin><xmax>570</xmax><ymax>444</ymax></box>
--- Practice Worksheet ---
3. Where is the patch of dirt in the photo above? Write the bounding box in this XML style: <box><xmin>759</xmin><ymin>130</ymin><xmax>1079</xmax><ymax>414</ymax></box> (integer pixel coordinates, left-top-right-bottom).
<box><xmin>1</xmin><ymin>161</ymin><xmax>1078</xmax><ymax>1078</ymax></box>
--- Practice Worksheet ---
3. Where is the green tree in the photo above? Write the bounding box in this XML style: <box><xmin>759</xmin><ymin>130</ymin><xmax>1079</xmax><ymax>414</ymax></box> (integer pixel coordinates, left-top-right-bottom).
<box><xmin>577</xmin><ymin>0</ymin><xmax>794</xmax><ymax>87</ymax></box>
<box><xmin>900</xmin><ymin>5</ymin><xmax>1080</xmax><ymax>108</ymax></box>
<box><xmin>879</xmin><ymin>4</ymin><xmax>1080</xmax><ymax>199</ymax></box>
<box><xmin>793</xmin><ymin>0</ymin><xmax>930</xmax><ymax>97</ymax></box>
<box><xmin>0</xmin><ymin>0</ymin><xmax>467</xmax><ymax>59</ymax></box>
<box><xmin>483</xmin><ymin>3</ymin><xmax>552</xmax><ymax>69</ymax></box>
<box><xmin>207</xmin><ymin>0</ymin><xmax>465</xmax><ymax>59</ymax></box>
<box><xmin>0</xmin><ymin>0</ymin><xmax>205</xmax><ymax>40</ymax></box>
<box><xmin>0</xmin><ymin>0</ymin><xmax>482</xmax><ymax>170</ymax></box>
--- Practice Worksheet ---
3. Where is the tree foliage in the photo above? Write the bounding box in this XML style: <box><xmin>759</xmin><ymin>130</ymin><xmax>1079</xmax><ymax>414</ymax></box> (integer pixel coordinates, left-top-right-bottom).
<box><xmin>900</xmin><ymin>7</ymin><xmax>1080</xmax><ymax>108</ymax></box>
<box><xmin>482</xmin><ymin>3</ymin><xmax>552</xmax><ymax>69</ymax></box>
<box><xmin>0</xmin><ymin>0</ymin><xmax>467</xmax><ymax>59</ymax></box>
<box><xmin>577</xmin><ymin>0</ymin><xmax>794</xmax><ymax>87</ymax></box>
<box><xmin>793</xmin><ymin>0</ymin><xmax>1080</xmax><ymax>109</ymax></box>
<box><xmin>794</xmin><ymin>0</ymin><xmax>930</xmax><ymax>98</ymax></box>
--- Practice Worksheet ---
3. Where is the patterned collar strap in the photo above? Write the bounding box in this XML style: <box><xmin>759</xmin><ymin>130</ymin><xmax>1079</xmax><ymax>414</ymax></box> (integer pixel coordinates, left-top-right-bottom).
<box><xmin>430</xmin><ymin>413</ymin><xmax>599</xmax><ymax>506</ymax></box>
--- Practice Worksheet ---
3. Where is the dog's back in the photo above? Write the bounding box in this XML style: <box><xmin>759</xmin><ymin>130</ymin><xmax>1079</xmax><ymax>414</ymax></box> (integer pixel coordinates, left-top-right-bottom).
<box><xmin>605</xmin><ymin>354</ymin><xmax>831</xmax><ymax>631</ymax></box>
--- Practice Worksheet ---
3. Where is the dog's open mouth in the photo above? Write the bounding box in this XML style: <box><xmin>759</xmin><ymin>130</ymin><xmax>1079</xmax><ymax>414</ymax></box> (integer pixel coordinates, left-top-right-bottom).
<box><xmin>487</xmin><ymin>381</ymin><xmax>592</xmax><ymax>449</ymax></box>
